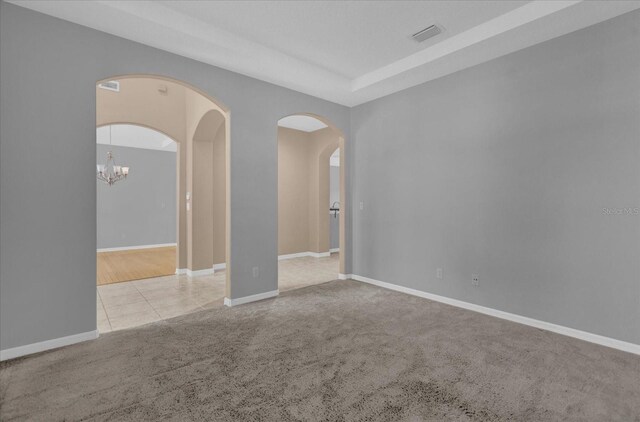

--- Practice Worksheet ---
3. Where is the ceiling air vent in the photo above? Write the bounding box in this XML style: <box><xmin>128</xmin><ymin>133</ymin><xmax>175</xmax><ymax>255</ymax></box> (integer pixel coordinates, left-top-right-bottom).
<box><xmin>412</xmin><ymin>24</ymin><xmax>441</xmax><ymax>43</ymax></box>
<box><xmin>98</xmin><ymin>80</ymin><xmax>120</xmax><ymax>92</ymax></box>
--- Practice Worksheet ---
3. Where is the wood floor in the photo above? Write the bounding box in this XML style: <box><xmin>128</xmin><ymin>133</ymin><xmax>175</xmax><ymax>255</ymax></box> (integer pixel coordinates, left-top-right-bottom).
<box><xmin>97</xmin><ymin>246</ymin><xmax>176</xmax><ymax>285</ymax></box>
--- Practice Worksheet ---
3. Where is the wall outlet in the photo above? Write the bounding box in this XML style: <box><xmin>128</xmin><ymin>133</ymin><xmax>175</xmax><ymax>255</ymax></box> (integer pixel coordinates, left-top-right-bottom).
<box><xmin>472</xmin><ymin>274</ymin><xmax>479</xmax><ymax>286</ymax></box>
<box><xmin>436</xmin><ymin>268</ymin><xmax>443</xmax><ymax>279</ymax></box>
<box><xmin>252</xmin><ymin>267</ymin><xmax>259</xmax><ymax>278</ymax></box>
<box><xmin>359</xmin><ymin>201</ymin><xmax>364</xmax><ymax>210</ymax></box>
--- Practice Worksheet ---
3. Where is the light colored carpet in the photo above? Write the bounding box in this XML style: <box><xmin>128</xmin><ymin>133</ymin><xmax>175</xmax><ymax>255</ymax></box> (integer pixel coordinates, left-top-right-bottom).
<box><xmin>1</xmin><ymin>280</ymin><xmax>638</xmax><ymax>421</ymax></box>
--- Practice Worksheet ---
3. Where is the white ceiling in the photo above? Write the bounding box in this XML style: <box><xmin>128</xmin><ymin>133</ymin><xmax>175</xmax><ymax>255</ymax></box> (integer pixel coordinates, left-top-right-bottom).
<box><xmin>278</xmin><ymin>115</ymin><xmax>328</xmax><ymax>133</ymax></box>
<box><xmin>161</xmin><ymin>0</ymin><xmax>528</xmax><ymax>80</ymax></box>
<box><xmin>97</xmin><ymin>124</ymin><xmax>177</xmax><ymax>152</ymax></box>
<box><xmin>12</xmin><ymin>1</ymin><xmax>640</xmax><ymax>106</ymax></box>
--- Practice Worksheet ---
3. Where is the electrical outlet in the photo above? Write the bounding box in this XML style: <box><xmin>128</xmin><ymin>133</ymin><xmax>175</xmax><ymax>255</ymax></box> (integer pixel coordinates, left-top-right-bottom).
<box><xmin>436</xmin><ymin>268</ymin><xmax>443</xmax><ymax>279</ymax></box>
<box><xmin>252</xmin><ymin>267</ymin><xmax>259</xmax><ymax>278</ymax></box>
<box><xmin>359</xmin><ymin>201</ymin><xmax>364</xmax><ymax>210</ymax></box>
<box><xmin>472</xmin><ymin>274</ymin><xmax>479</xmax><ymax>286</ymax></box>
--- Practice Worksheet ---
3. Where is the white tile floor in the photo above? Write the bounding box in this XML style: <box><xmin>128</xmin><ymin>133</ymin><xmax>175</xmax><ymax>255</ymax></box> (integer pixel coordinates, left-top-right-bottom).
<box><xmin>97</xmin><ymin>253</ymin><xmax>339</xmax><ymax>333</ymax></box>
<box><xmin>277</xmin><ymin>253</ymin><xmax>340</xmax><ymax>292</ymax></box>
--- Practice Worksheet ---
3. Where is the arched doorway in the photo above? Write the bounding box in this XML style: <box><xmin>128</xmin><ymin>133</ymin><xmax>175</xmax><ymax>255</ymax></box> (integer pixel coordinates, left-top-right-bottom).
<box><xmin>188</xmin><ymin>109</ymin><xmax>227</xmax><ymax>274</ymax></box>
<box><xmin>277</xmin><ymin>113</ymin><xmax>346</xmax><ymax>292</ymax></box>
<box><xmin>95</xmin><ymin>75</ymin><xmax>230</xmax><ymax>331</ymax></box>
<box><xmin>96</xmin><ymin>123</ymin><xmax>178</xmax><ymax>285</ymax></box>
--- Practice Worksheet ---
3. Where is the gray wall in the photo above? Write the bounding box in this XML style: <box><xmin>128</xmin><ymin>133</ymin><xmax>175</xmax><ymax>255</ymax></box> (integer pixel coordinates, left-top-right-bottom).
<box><xmin>1</xmin><ymin>0</ymin><xmax>638</xmax><ymax>353</ymax></box>
<box><xmin>351</xmin><ymin>10</ymin><xmax>640</xmax><ymax>344</ymax></box>
<box><xmin>330</xmin><ymin>214</ymin><xmax>340</xmax><ymax>250</ymax></box>
<box><xmin>330</xmin><ymin>166</ymin><xmax>340</xmax><ymax>207</ymax></box>
<box><xmin>97</xmin><ymin>144</ymin><xmax>176</xmax><ymax>249</ymax></box>
<box><xmin>0</xmin><ymin>1</ymin><xmax>351</xmax><ymax>351</ymax></box>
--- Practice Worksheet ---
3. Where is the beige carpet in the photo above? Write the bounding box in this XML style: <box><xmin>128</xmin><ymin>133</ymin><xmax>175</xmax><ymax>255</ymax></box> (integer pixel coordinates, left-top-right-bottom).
<box><xmin>1</xmin><ymin>280</ymin><xmax>638</xmax><ymax>421</ymax></box>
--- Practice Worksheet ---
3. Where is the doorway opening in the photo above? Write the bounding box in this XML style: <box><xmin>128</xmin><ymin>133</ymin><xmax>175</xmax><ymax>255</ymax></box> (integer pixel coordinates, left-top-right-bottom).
<box><xmin>96</xmin><ymin>75</ymin><xmax>230</xmax><ymax>332</ymax></box>
<box><xmin>277</xmin><ymin>114</ymin><xmax>346</xmax><ymax>292</ymax></box>
<box><xmin>96</xmin><ymin>124</ymin><xmax>178</xmax><ymax>286</ymax></box>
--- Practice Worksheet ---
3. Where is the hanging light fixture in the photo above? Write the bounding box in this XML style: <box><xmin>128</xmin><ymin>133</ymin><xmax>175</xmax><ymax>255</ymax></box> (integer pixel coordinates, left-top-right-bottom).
<box><xmin>97</xmin><ymin>126</ymin><xmax>129</xmax><ymax>186</ymax></box>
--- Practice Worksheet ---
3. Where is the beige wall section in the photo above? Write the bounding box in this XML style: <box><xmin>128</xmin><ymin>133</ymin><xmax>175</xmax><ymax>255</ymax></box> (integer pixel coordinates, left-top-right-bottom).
<box><xmin>184</xmin><ymin>88</ymin><xmax>227</xmax><ymax>270</ymax></box>
<box><xmin>308</xmin><ymin>128</ymin><xmax>339</xmax><ymax>254</ymax></box>
<box><xmin>97</xmin><ymin>78</ymin><xmax>187</xmax><ymax>144</ymax></box>
<box><xmin>188</xmin><ymin>109</ymin><xmax>225</xmax><ymax>270</ymax></box>
<box><xmin>97</xmin><ymin>76</ymin><xmax>227</xmax><ymax>273</ymax></box>
<box><xmin>278</xmin><ymin>127</ymin><xmax>338</xmax><ymax>256</ymax></box>
<box><xmin>183</xmin><ymin>86</ymin><xmax>228</xmax><ymax>271</ymax></box>
<box><xmin>278</xmin><ymin>128</ymin><xmax>311</xmax><ymax>255</ymax></box>
<box><xmin>212</xmin><ymin>123</ymin><xmax>226</xmax><ymax>266</ymax></box>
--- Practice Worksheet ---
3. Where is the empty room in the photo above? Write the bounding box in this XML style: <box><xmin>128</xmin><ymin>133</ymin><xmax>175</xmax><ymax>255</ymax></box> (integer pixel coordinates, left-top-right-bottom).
<box><xmin>0</xmin><ymin>1</ymin><xmax>638</xmax><ymax>421</ymax></box>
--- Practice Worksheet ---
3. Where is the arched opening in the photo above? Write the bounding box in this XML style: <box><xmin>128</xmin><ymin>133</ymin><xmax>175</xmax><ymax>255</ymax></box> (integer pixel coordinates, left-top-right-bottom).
<box><xmin>96</xmin><ymin>124</ymin><xmax>178</xmax><ymax>286</ymax></box>
<box><xmin>95</xmin><ymin>75</ymin><xmax>230</xmax><ymax>332</ymax></box>
<box><xmin>277</xmin><ymin>113</ymin><xmax>346</xmax><ymax>292</ymax></box>
<box><xmin>188</xmin><ymin>109</ymin><xmax>226</xmax><ymax>273</ymax></box>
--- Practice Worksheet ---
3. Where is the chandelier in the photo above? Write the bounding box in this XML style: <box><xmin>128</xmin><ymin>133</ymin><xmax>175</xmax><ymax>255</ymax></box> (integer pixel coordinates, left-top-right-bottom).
<box><xmin>97</xmin><ymin>126</ymin><xmax>129</xmax><ymax>186</ymax></box>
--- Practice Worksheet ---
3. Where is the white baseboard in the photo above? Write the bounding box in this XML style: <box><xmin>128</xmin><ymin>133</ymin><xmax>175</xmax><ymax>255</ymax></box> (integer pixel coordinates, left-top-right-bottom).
<box><xmin>338</xmin><ymin>273</ymin><xmax>352</xmax><ymax>280</ymax></box>
<box><xmin>200</xmin><ymin>253</ymin><xmax>331</xmax><ymax>271</ymax></box>
<box><xmin>224</xmin><ymin>289</ymin><xmax>279</xmax><ymax>307</ymax></box>
<box><xmin>186</xmin><ymin>268</ymin><xmax>215</xmax><ymax>277</ymax></box>
<box><xmin>330</xmin><ymin>248</ymin><xmax>340</xmax><ymax>253</ymax></box>
<box><xmin>179</xmin><ymin>264</ymin><xmax>226</xmax><ymax>274</ymax></box>
<box><xmin>97</xmin><ymin>243</ymin><xmax>176</xmax><ymax>253</ymax></box>
<box><xmin>278</xmin><ymin>252</ymin><xmax>311</xmax><ymax>260</ymax></box>
<box><xmin>278</xmin><ymin>251</ymin><xmax>331</xmax><ymax>260</ymax></box>
<box><xmin>0</xmin><ymin>330</ymin><xmax>99</xmax><ymax>361</ymax></box>
<box><xmin>352</xmin><ymin>274</ymin><xmax>640</xmax><ymax>356</ymax></box>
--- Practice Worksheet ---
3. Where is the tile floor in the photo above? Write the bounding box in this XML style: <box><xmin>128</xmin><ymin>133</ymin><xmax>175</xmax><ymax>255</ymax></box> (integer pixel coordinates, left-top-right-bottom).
<box><xmin>277</xmin><ymin>253</ymin><xmax>340</xmax><ymax>292</ymax></box>
<box><xmin>97</xmin><ymin>253</ymin><xmax>339</xmax><ymax>333</ymax></box>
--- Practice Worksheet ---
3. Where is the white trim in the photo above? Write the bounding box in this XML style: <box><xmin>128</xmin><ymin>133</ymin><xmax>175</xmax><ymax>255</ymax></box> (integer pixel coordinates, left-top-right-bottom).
<box><xmin>352</xmin><ymin>1</ymin><xmax>582</xmax><ymax>92</ymax></box>
<box><xmin>352</xmin><ymin>275</ymin><xmax>640</xmax><ymax>356</ymax></box>
<box><xmin>186</xmin><ymin>267</ymin><xmax>214</xmax><ymax>277</ymax></box>
<box><xmin>97</xmin><ymin>243</ymin><xmax>176</xmax><ymax>253</ymax></box>
<box><xmin>175</xmin><ymin>268</ymin><xmax>187</xmax><ymax>275</ymax></box>
<box><xmin>16</xmin><ymin>2</ymin><xmax>640</xmax><ymax>106</ymax></box>
<box><xmin>338</xmin><ymin>273</ymin><xmax>352</xmax><ymax>280</ymax></box>
<box><xmin>0</xmin><ymin>330</ymin><xmax>99</xmax><ymax>361</ymax></box>
<box><xmin>308</xmin><ymin>251</ymin><xmax>330</xmax><ymax>258</ymax></box>
<box><xmin>213</xmin><ymin>262</ymin><xmax>226</xmax><ymax>271</ymax></box>
<box><xmin>224</xmin><ymin>290</ymin><xmax>279</xmax><ymax>307</ymax></box>
<box><xmin>278</xmin><ymin>252</ymin><xmax>310</xmax><ymax>261</ymax></box>
<box><xmin>330</xmin><ymin>248</ymin><xmax>340</xmax><ymax>253</ymax></box>
<box><xmin>278</xmin><ymin>251</ymin><xmax>331</xmax><ymax>260</ymax></box>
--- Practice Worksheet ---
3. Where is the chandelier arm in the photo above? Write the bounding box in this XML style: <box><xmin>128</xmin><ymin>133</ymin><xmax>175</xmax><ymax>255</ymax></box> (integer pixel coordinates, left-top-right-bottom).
<box><xmin>96</xmin><ymin>127</ymin><xmax>129</xmax><ymax>186</ymax></box>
